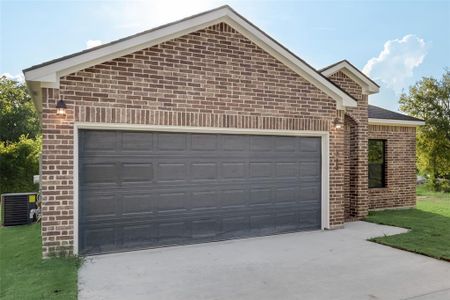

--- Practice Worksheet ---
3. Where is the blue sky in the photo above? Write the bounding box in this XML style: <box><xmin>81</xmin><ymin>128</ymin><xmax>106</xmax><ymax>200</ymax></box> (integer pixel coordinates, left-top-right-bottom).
<box><xmin>1</xmin><ymin>0</ymin><xmax>449</xmax><ymax>111</ymax></box>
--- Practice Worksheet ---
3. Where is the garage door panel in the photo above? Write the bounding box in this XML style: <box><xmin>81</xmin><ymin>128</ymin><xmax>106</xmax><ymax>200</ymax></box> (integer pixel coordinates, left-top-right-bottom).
<box><xmin>299</xmin><ymin>137</ymin><xmax>321</xmax><ymax>152</ymax></box>
<box><xmin>82</xmin><ymin>202</ymin><xmax>319</xmax><ymax>228</ymax></box>
<box><xmin>121</xmin><ymin>163</ymin><xmax>154</xmax><ymax>183</ymax></box>
<box><xmin>191</xmin><ymin>134</ymin><xmax>218</xmax><ymax>151</ymax></box>
<box><xmin>158</xmin><ymin>163</ymin><xmax>187</xmax><ymax>181</ymax></box>
<box><xmin>276</xmin><ymin>213</ymin><xmax>300</xmax><ymax>230</ymax></box>
<box><xmin>121</xmin><ymin>132</ymin><xmax>153</xmax><ymax>151</ymax></box>
<box><xmin>81</xmin><ymin>131</ymin><xmax>117</xmax><ymax>152</ymax></box>
<box><xmin>220</xmin><ymin>189</ymin><xmax>248</xmax><ymax>208</ymax></box>
<box><xmin>221</xmin><ymin>162</ymin><xmax>246</xmax><ymax>179</ymax></box>
<box><xmin>79</xmin><ymin>206</ymin><xmax>322</xmax><ymax>254</ymax></box>
<box><xmin>82</xmin><ymin>194</ymin><xmax>117</xmax><ymax>218</ymax></box>
<box><xmin>249</xmin><ymin>162</ymin><xmax>273</xmax><ymax>178</ymax></box>
<box><xmin>191</xmin><ymin>191</ymin><xmax>219</xmax><ymax>210</ymax></box>
<box><xmin>249</xmin><ymin>188</ymin><xmax>272</xmax><ymax>205</ymax></box>
<box><xmin>299</xmin><ymin>210</ymin><xmax>321</xmax><ymax>228</ymax></box>
<box><xmin>82</xmin><ymin>227</ymin><xmax>116</xmax><ymax>253</ymax></box>
<box><xmin>157</xmin><ymin>133</ymin><xmax>187</xmax><ymax>150</ymax></box>
<box><xmin>300</xmin><ymin>184</ymin><xmax>321</xmax><ymax>201</ymax></box>
<box><xmin>79</xmin><ymin>130</ymin><xmax>322</xmax><ymax>255</ymax></box>
<box><xmin>275</xmin><ymin>162</ymin><xmax>298</xmax><ymax>178</ymax></box>
<box><xmin>275</xmin><ymin>186</ymin><xmax>298</xmax><ymax>204</ymax></box>
<box><xmin>158</xmin><ymin>222</ymin><xmax>190</xmax><ymax>240</ymax></box>
<box><xmin>299</xmin><ymin>161</ymin><xmax>321</xmax><ymax>177</ymax></box>
<box><xmin>222</xmin><ymin>216</ymin><xmax>249</xmax><ymax>234</ymax></box>
<box><xmin>80</xmin><ymin>180</ymin><xmax>313</xmax><ymax>195</ymax></box>
<box><xmin>274</xmin><ymin>136</ymin><xmax>297</xmax><ymax>151</ymax></box>
<box><xmin>122</xmin><ymin>194</ymin><xmax>154</xmax><ymax>215</ymax></box>
<box><xmin>192</xmin><ymin>218</ymin><xmax>219</xmax><ymax>238</ymax></box>
<box><xmin>250</xmin><ymin>214</ymin><xmax>275</xmax><ymax>231</ymax></box>
<box><xmin>82</xmin><ymin>163</ymin><xmax>117</xmax><ymax>185</ymax></box>
<box><xmin>250</xmin><ymin>135</ymin><xmax>273</xmax><ymax>151</ymax></box>
<box><xmin>222</xmin><ymin>135</ymin><xmax>249</xmax><ymax>151</ymax></box>
<box><xmin>190</xmin><ymin>162</ymin><xmax>218</xmax><ymax>180</ymax></box>
<box><xmin>157</xmin><ymin>192</ymin><xmax>188</xmax><ymax>212</ymax></box>
<box><xmin>122</xmin><ymin>224</ymin><xmax>154</xmax><ymax>247</ymax></box>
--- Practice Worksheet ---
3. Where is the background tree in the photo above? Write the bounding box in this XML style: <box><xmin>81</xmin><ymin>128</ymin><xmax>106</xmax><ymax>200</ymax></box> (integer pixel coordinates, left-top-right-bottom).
<box><xmin>0</xmin><ymin>76</ymin><xmax>40</xmax><ymax>143</ymax></box>
<box><xmin>0</xmin><ymin>76</ymin><xmax>41</xmax><ymax>194</ymax></box>
<box><xmin>399</xmin><ymin>70</ymin><xmax>450</xmax><ymax>192</ymax></box>
<box><xmin>0</xmin><ymin>136</ymin><xmax>41</xmax><ymax>194</ymax></box>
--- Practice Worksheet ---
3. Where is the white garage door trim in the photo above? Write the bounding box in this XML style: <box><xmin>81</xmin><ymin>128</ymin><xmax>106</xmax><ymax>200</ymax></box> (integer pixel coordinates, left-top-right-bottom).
<box><xmin>73</xmin><ymin>122</ymin><xmax>330</xmax><ymax>255</ymax></box>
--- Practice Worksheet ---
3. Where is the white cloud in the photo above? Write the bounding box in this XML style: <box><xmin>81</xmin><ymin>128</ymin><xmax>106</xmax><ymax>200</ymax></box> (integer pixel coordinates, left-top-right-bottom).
<box><xmin>86</xmin><ymin>40</ymin><xmax>103</xmax><ymax>49</ymax></box>
<box><xmin>1</xmin><ymin>73</ymin><xmax>24</xmax><ymax>83</ymax></box>
<box><xmin>363</xmin><ymin>34</ymin><xmax>428</xmax><ymax>94</ymax></box>
<box><xmin>100</xmin><ymin>0</ymin><xmax>222</xmax><ymax>31</ymax></box>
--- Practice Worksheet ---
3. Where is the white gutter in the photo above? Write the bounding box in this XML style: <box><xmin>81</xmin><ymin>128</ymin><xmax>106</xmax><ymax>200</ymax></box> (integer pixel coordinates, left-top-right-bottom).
<box><xmin>368</xmin><ymin>118</ymin><xmax>425</xmax><ymax>127</ymax></box>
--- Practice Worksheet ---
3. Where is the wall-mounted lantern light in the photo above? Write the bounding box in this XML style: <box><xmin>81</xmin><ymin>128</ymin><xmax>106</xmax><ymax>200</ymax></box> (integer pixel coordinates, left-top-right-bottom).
<box><xmin>333</xmin><ymin>117</ymin><xmax>343</xmax><ymax>129</ymax></box>
<box><xmin>56</xmin><ymin>99</ymin><xmax>67</xmax><ymax>115</ymax></box>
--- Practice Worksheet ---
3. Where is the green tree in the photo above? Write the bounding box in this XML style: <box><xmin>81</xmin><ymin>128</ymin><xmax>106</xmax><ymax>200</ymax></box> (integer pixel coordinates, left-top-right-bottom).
<box><xmin>0</xmin><ymin>76</ymin><xmax>40</xmax><ymax>143</ymax></box>
<box><xmin>0</xmin><ymin>76</ymin><xmax>41</xmax><ymax>194</ymax></box>
<box><xmin>0</xmin><ymin>136</ymin><xmax>41</xmax><ymax>194</ymax></box>
<box><xmin>399</xmin><ymin>70</ymin><xmax>450</xmax><ymax>191</ymax></box>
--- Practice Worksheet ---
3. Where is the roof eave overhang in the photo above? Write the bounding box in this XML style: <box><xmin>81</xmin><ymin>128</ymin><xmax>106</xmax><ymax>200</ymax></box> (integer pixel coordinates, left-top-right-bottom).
<box><xmin>321</xmin><ymin>61</ymin><xmax>380</xmax><ymax>95</ymax></box>
<box><xmin>23</xmin><ymin>5</ymin><xmax>357</xmax><ymax>113</ymax></box>
<box><xmin>26</xmin><ymin>81</ymin><xmax>43</xmax><ymax>115</ymax></box>
<box><xmin>368</xmin><ymin>118</ymin><xmax>425</xmax><ymax>127</ymax></box>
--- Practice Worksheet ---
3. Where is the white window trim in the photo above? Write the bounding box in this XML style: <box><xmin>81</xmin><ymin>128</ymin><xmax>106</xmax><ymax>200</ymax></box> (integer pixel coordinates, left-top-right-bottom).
<box><xmin>72</xmin><ymin>122</ymin><xmax>330</xmax><ymax>255</ymax></box>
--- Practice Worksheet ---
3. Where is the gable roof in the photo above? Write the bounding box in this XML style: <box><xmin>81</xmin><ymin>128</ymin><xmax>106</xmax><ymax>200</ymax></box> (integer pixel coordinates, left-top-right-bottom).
<box><xmin>368</xmin><ymin>105</ymin><xmax>425</xmax><ymax>126</ymax></box>
<box><xmin>23</xmin><ymin>5</ymin><xmax>357</xmax><ymax>112</ymax></box>
<box><xmin>320</xmin><ymin>60</ymin><xmax>380</xmax><ymax>94</ymax></box>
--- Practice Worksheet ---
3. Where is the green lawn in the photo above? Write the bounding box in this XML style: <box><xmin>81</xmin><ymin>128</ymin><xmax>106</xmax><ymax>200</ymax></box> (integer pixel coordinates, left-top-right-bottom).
<box><xmin>365</xmin><ymin>185</ymin><xmax>450</xmax><ymax>261</ymax></box>
<box><xmin>0</xmin><ymin>221</ymin><xmax>80</xmax><ymax>299</ymax></box>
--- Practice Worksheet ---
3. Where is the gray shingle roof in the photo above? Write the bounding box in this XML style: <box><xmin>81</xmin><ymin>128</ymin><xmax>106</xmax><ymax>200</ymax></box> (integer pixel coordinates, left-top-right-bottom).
<box><xmin>368</xmin><ymin>105</ymin><xmax>424</xmax><ymax>122</ymax></box>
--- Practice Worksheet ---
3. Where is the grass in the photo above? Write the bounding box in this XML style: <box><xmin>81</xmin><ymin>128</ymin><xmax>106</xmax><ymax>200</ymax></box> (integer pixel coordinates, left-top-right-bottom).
<box><xmin>0</xmin><ymin>215</ymin><xmax>80</xmax><ymax>299</ymax></box>
<box><xmin>365</xmin><ymin>185</ymin><xmax>450</xmax><ymax>261</ymax></box>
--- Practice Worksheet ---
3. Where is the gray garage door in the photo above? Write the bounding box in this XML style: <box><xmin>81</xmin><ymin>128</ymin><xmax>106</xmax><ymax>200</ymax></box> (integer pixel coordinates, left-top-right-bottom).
<box><xmin>79</xmin><ymin>130</ymin><xmax>322</xmax><ymax>255</ymax></box>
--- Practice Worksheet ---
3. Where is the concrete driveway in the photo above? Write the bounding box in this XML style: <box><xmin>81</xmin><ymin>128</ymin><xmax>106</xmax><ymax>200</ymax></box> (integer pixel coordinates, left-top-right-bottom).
<box><xmin>79</xmin><ymin>222</ymin><xmax>450</xmax><ymax>300</ymax></box>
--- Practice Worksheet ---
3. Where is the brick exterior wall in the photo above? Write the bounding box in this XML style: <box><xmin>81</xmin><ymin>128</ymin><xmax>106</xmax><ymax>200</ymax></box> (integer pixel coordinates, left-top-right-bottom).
<box><xmin>327</xmin><ymin>71</ymin><xmax>369</xmax><ymax>220</ymax></box>
<box><xmin>327</xmin><ymin>72</ymin><xmax>417</xmax><ymax>216</ymax></box>
<box><xmin>39</xmin><ymin>22</ymin><xmax>421</xmax><ymax>257</ymax></box>
<box><xmin>39</xmin><ymin>23</ymin><xmax>347</xmax><ymax>256</ymax></box>
<box><xmin>343</xmin><ymin>115</ymin><xmax>358</xmax><ymax>220</ymax></box>
<box><xmin>368</xmin><ymin>125</ymin><xmax>417</xmax><ymax>209</ymax></box>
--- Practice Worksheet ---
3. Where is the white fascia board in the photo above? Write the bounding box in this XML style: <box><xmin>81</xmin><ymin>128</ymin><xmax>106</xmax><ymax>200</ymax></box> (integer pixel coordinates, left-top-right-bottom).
<box><xmin>368</xmin><ymin>118</ymin><xmax>425</xmax><ymax>127</ymax></box>
<box><xmin>23</xmin><ymin>6</ymin><xmax>357</xmax><ymax>109</ymax></box>
<box><xmin>321</xmin><ymin>61</ymin><xmax>379</xmax><ymax>94</ymax></box>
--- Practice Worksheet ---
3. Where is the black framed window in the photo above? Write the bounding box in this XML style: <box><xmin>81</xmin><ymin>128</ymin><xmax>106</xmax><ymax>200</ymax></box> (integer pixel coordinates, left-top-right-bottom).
<box><xmin>368</xmin><ymin>139</ymin><xmax>386</xmax><ymax>188</ymax></box>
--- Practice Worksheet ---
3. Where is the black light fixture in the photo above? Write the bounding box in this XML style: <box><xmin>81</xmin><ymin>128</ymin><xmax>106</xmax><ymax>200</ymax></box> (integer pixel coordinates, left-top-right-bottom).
<box><xmin>333</xmin><ymin>117</ymin><xmax>343</xmax><ymax>129</ymax></box>
<box><xmin>56</xmin><ymin>99</ymin><xmax>67</xmax><ymax>115</ymax></box>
